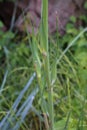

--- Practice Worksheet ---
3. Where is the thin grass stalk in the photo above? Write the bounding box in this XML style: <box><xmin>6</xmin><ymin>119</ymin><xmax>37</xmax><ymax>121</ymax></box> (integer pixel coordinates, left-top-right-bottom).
<box><xmin>57</xmin><ymin>27</ymin><xmax>87</xmax><ymax>64</ymax></box>
<box><xmin>41</xmin><ymin>0</ymin><xmax>54</xmax><ymax>129</ymax></box>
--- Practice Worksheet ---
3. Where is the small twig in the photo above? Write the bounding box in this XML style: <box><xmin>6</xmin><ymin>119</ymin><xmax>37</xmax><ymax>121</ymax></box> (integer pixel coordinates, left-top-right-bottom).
<box><xmin>10</xmin><ymin>0</ymin><xmax>18</xmax><ymax>31</ymax></box>
<box><xmin>14</xmin><ymin>3</ymin><xmax>30</xmax><ymax>27</ymax></box>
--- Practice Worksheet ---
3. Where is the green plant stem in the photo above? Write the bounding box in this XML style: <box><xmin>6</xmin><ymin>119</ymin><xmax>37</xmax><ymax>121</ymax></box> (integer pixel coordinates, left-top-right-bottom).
<box><xmin>57</xmin><ymin>27</ymin><xmax>87</xmax><ymax>64</ymax></box>
<box><xmin>41</xmin><ymin>0</ymin><xmax>54</xmax><ymax>129</ymax></box>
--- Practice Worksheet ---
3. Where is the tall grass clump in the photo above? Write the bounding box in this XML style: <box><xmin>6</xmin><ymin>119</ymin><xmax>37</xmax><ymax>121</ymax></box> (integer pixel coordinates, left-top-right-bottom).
<box><xmin>27</xmin><ymin>0</ymin><xmax>87</xmax><ymax>129</ymax></box>
<box><xmin>1</xmin><ymin>0</ymin><xmax>87</xmax><ymax>130</ymax></box>
<box><xmin>27</xmin><ymin>0</ymin><xmax>54</xmax><ymax>129</ymax></box>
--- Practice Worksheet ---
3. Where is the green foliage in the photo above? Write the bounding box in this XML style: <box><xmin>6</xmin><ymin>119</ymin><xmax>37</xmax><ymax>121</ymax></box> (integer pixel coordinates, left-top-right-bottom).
<box><xmin>84</xmin><ymin>1</ymin><xmax>87</xmax><ymax>9</ymax></box>
<box><xmin>0</xmin><ymin>3</ymin><xmax>87</xmax><ymax>130</ymax></box>
<box><xmin>0</xmin><ymin>21</ymin><xmax>4</xmax><ymax>27</ymax></box>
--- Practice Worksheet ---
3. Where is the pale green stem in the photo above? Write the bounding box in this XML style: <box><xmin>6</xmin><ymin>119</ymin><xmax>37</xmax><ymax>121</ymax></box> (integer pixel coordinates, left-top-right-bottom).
<box><xmin>41</xmin><ymin>0</ymin><xmax>54</xmax><ymax>129</ymax></box>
